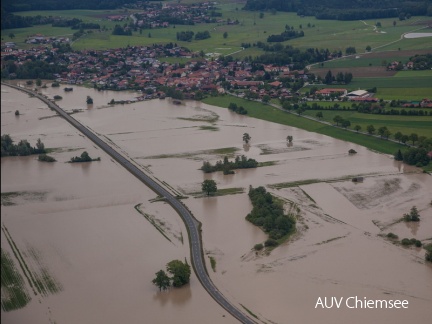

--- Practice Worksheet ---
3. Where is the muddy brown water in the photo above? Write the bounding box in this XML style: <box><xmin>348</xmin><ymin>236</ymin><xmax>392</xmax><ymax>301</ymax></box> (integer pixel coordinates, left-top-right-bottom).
<box><xmin>1</xmin><ymin>84</ymin><xmax>431</xmax><ymax>324</ymax></box>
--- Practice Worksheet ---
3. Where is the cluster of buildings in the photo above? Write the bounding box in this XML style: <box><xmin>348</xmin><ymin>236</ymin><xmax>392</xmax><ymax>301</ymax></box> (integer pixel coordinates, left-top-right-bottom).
<box><xmin>2</xmin><ymin>42</ymin><xmax>430</xmax><ymax>107</ymax></box>
<box><xmin>131</xmin><ymin>2</ymin><xmax>222</xmax><ymax>29</ymax></box>
<box><xmin>1</xmin><ymin>43</ymin><xmax>312</xmax><ymax>101</ymax></box>
<box><xmin>314</xmin><ymin>88</ymin><xmax>378</xmax><ymax>102</ymax></box>
<box><xmin>25</xmin><ymin>34</ymin><xmax>70</xmax><ymax>45</ymax></box>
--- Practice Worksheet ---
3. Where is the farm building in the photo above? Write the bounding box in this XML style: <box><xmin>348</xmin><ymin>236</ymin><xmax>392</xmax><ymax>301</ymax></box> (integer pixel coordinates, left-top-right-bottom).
<box><xmin>316</xmin><ymin>88</ymin><xmax>347</xmax><ymax>96</ymax></box>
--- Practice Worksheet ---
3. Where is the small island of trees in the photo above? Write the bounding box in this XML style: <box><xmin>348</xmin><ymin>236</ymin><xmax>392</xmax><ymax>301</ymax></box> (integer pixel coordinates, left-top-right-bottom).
<box><xmin>247</xmin><ymin>186</ymin><xmax>296</xmax><ymax>248</ymax></box>
<box><xmin>69</xmin><ymin>151</ymin><xmax>100</xmax><ymax>163</ymax></box>
<box><xmin>152</xmin><ymin>259</ymin><xmax>191</xmax><ymax>291</ymax></box>
<box><xmin>201</xmin><ymin>155</ymin><xmax>258</xmax><ymax>174</ymax></box>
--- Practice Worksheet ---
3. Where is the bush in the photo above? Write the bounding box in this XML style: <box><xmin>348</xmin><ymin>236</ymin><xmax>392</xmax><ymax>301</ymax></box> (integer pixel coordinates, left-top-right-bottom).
<box><xmin>38</xmin><ymin>154</ymin><xmax>56</xmax><ymax>162</ymax></box>
<box><xmin>425</xmin><ymin>244</ymin><xmax>432</xmax><ymax>262</ymax></box>
<box><xmin>254</xmin><ymin>243</ymin><xmax>264</xmax><ymax>251</ymax></box>
<box><xmin>414</xmin><ymin>240</ymin><xmax>422</xmax><ymax>248</ymax></box>
<box><xmin>264</xmin><ymin>238</ymin><xmax>278</xmax><ymax>247</ymax></box>
<box><xmin>386</xmin><ymin>232</ymin><xmax>398</xmax><ymax>239</ymax></box>
<box><xmin>401</xmin><ymin>238</ymin><xmax>412</xmax><ymax>246</ymax></box>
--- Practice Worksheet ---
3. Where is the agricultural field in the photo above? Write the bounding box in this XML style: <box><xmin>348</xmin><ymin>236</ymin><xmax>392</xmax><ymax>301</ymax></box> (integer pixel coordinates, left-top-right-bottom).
<box><xmin>301</xmin><ymin>109</ymin><xmax>432</xmax><ymax>139</ymax></box>
<box><xmin>203</xmin><ymin>95</ymin><xmax>422</xmax><ymax>155</ymax></box>
<box><xmin>3</xmin><ymin>5</ymin><xmax>431</xmax><ymax>56</ymax></box>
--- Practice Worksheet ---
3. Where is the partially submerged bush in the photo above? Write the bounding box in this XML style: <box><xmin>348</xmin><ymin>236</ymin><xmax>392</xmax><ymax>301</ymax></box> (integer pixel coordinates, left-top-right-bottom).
<box><xmin>386</xmin><ymin>232</ymin><xmax>398</xmax><ymax>239</ymax></box>
<box><xmin>254</xmin><ymin>243</ymin><xmax>264</xmax><ymax>251</ymax></box>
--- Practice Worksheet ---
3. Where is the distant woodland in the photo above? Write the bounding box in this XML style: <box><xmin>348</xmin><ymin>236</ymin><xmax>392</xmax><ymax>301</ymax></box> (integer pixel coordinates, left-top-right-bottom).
<box><xmin>1</xmin><ymin>0</ymin><xmax>141</xmax><ymax>12</ymax></box>
<box><xmin>243</xmin><ymin>0</ymin><xmax>432</xmax><ymax>20</ymax></box>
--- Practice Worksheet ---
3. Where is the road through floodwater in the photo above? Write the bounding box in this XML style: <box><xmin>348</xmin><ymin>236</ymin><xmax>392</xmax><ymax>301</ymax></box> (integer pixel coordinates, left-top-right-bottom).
<box><xmin>2</xmin><ymin>82</ymin><xmax>256</xmax><ymax>324</ymax></box>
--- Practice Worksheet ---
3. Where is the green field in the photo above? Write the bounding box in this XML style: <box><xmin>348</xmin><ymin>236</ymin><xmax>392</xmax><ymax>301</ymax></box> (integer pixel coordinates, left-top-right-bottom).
<box><xmin>4</xmin><ymin>5</ymin><xmax>431</xmax><ymax>55</ymax></box>
<box><xmin>203</xmin><ymin>95</ymin><xmax>424</xmax><ymax>155</ymax></box>
<box><xmin>301</xmin><ymin>109</ymin><xmax>432</xmax><ymax>139</ymax></box>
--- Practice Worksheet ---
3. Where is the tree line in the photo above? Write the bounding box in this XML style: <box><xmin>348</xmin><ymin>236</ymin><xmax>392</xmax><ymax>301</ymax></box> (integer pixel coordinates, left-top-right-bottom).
<box><xmin>246</xmin><ymin>186</ymin><xmax>296</xmax><ymax>246</ymax></box>
<box><xmin>242</xmin><ymin>0</ymin><xmax>431</xmax><ymax>20</ymax></box>
<box><xmin>1</xmin><ymin>135</ymin><xmax>46</xmax><ymax>157</ymax></box>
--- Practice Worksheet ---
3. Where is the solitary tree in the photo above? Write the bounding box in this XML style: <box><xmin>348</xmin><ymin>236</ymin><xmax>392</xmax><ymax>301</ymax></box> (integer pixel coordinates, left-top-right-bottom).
<box><xmin>408</xmin><ymin>133</ymin><xmax>418</xmax><ymax>145</ymax></box>
<box><xmin>8</xmin><ymin>33</ymin><xmax>15</xmax><ymax>39</ymax></box>
<box><xmin>223</xmin><ymin>32</ymin><xmax>228</xmax><ymax>39</ymax></box>
<box><xmin>394</xmin><ymin>131</ymin><xmax>403</xmax><ymax>142</ymax></box>
<box><xmin>366</xmin><ymin>124</ymin><xmax>375</xmax><ymax>135</ymax></box>
<box><xmin>354</xmin><ymin>125</ymin><xmax>361</xmax><ymax>132</ymax></box>
<box><xmin>202</xmin><ymin>179</ymin><xmax>217</xmax><ymax>196</ymax></box>
<box><xmin>394</xmin><ymin>149</ymin><xmax>403</xmax><ymax>161</ymax></box>
<box><xmin>152</xmin><ymin>270</ymin><xmax>171</xmax><ymax>291</ymax></box>
<box><xmin>287</xmin><ymin>135</ymin><xmax>293</xmax><ymax>143</ymax></box>
<box><xmin>315</xmin><ymin>111</ymin><xmax>323</xmax><ymax>119</ymax></box>
<box><xmin>243</xmin><ymin>133</ymin><xmax>251</xmax><ymax>144</ymax></box>
<box><xmin>15</xmin><ymin>110</ymin><xmax>20</xmax><ymax>116</ymax></box>
<box><xmin>86</xmin><ymin>96</ymin><xmax>93</xmax><ymax>104</ymax></box>
<box><xmin>341</xmin><ymin>119</ymin><xmax>351</xmax><ymax>128</ymax></box>
<box><xmin>403</xmin><ymin>206</ymin><xmax>420</xmax><ymax>222</ymax></box>
<box><xmin>333</xmin><ymin>115</ymin><xmax>343</xmax><ymax>126</ymax></box>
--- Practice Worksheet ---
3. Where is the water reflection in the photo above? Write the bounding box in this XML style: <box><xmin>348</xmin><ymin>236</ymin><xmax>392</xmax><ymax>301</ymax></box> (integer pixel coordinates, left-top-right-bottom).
<box><xmin>153</xmin><ymin>284</ymin><xmax>192</xmax><ymax>307</ymax></box>
<box><xmin>405</xmin><ymin>220</ymin><xmax>420</xmax><ymax>236</ymax></box>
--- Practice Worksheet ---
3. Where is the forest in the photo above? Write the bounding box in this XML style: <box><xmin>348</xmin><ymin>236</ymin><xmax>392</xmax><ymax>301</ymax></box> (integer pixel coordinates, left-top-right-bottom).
<box><xmin>243</xmin><ymin>0</ymin><xmax>432</xmax><ymax>20</ymax></box>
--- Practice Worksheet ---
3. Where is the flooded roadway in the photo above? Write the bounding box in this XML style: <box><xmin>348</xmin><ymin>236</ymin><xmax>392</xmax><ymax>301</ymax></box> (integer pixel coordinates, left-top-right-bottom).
<box><xmin>2</xmin><ymin>83</ymin><xmax>431</xmax><ymax>324</ymax></box>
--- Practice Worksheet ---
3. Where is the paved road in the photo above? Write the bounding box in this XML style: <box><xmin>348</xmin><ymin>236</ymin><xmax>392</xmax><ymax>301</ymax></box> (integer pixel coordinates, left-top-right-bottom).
<box><xmin>3</xmin><ymin>83</ymin><xmax>256</xmax><ymax>324</ymax></box>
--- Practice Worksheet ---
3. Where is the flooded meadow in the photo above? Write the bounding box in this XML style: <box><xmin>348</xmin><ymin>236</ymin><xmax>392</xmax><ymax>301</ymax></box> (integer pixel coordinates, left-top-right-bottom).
<box><xmin>1</xmin><ymin>84</ymin><xmax>431</xmax><ymax>323</ymax></box>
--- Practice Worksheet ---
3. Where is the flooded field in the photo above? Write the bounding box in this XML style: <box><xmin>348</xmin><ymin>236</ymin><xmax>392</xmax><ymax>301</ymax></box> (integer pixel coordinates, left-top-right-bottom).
<box><xmin>2</xmin><ymin>84</ymin><xmax>431</xmax><ymax>323</ymax></box>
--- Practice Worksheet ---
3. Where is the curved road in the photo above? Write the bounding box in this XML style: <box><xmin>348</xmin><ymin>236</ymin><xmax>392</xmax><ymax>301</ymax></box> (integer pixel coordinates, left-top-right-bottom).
<box><xmin>3</xmin><ymin>83</ymin><xmax>256</xmax><ymax>324</ymax></box>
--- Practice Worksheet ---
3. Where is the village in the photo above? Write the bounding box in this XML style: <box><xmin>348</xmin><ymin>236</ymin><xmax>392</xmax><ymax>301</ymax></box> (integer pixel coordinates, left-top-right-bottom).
<box><xmin>1</xmin><ymin>40</ymin><xmax>431</xmax><ymax>109</ymax></box>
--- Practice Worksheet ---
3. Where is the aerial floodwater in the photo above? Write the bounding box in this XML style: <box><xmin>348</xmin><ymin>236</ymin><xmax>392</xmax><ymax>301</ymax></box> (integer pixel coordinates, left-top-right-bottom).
<box><xmin>1</xmin><ymin>84</ymin><xmax>431</xmax><ymax>324</ymax></box>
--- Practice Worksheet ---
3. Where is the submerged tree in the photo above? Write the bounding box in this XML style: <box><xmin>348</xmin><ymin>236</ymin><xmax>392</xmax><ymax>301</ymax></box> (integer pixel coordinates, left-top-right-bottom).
<box><xmin>166</xmin><ymin>260</ymin><xmax>191</xmax><ymax>287</ymax></box>
<box><xmin>286</xmin><ymin>135</ymin><xmax>293</xmax><ymax>143</ymax></box>
<box><xmin>202</xmin><ymin>179</ymin><xmax>217</xmax><ymax>196</ymax></box>
<box><xmin>152</xmin><ymin>270</ymin><xmax>171</xmax><ymax>291</ymax></box>
<box><xmin>243</xmin><ymin>133</ymin><xmax>251</xmax><ymax>144</ymax></box>
<box><xmin>403</xmin><ymin>206</ymin><xmax>420</xmax><ymax>222</ymax></box>
<box><xmin>86</xmin><ymin>96</ymin><xmax>93</xmax><ymax>104</ymax></box>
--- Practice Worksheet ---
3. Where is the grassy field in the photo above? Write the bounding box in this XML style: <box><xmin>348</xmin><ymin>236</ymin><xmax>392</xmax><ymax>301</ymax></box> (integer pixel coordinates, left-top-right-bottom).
<box><xmin>203</xmin><ymin>95</ymin><xmax>417</xmax><ymax>155</ymax></box>
<box><xmin>4</xmin><ymin>6</ymin><xmax>431</xmax><ymax>55</ymax></box>
<box><xmin>301</xmin><ymin>109</ymin><xmax>432</xmax><ymax>139</ymax></box>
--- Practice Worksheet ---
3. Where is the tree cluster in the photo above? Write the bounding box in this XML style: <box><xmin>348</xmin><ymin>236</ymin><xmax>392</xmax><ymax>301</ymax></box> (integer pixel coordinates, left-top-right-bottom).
<box><xmin>194</xmin><ymin>31</ymin><xmax>211</xmax><ymax>40</ymax></box>
<box><xmin>409</xmin><ymin>53</ymin><xmax>432</xmax><ymax>70</ymax></box>
<box><xmin>1</xmin><ymin>135</ymin><xmax>45</xmax><ymax>157</ymax></box>
<box><xmin>1</xmin><ymin>59</ymin><xmax>67</xmax><ymax>80</ymax></box>
<box><xmin>332</xmin><ymin>115</ymin><xmax>351</xmax><ymax>128</ymax></box>
<box><xmin>324</xmin><ymin>70</ymin><xmax>353</xmax><ymax>85</ymax></box>
<box><xmin>228</xmin><ymin>102</ymin><xmax>248</xmax><ymax>115</ymax></box>
<box><xmin>246</xmin><ymin>186</ymin><xmax>296</xmax><ymax>242</ymax></box>
<box><xmin>201</xmin><ymin>155</ymin><xmax>258</xmax><ymax>174</ymax></box>
<box><xmin>267</xmin><ymin>27</ymin><xmax>304</xmax><ymax>42</ymax></box>
<box><xmin>176</xmin><ymin>31</ymin><xmax>194</xmax><ymax>42</ymax></box>
<box><xmin>69</xmin><ymin>151</ymin><xmax>100</xmax><ymax>163</ymax></box>
<box><xmin>394</xmin><ymin>147</ymin><xmax>431</xmax><ymax>167</ymax></box>
<box><xmin>253</xmin><ymin>45</ymin><xmax>342</xmax><ymax>70</ymax></box>
<box><xmin>112</xmin><ymin>25</ymin><xmax>132</xmax><ymax>36</ymax></box>
<box><xmin>152</xmin><ymin>259</ymin><xmax>191</xmax><ymax>291</ymax></box>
